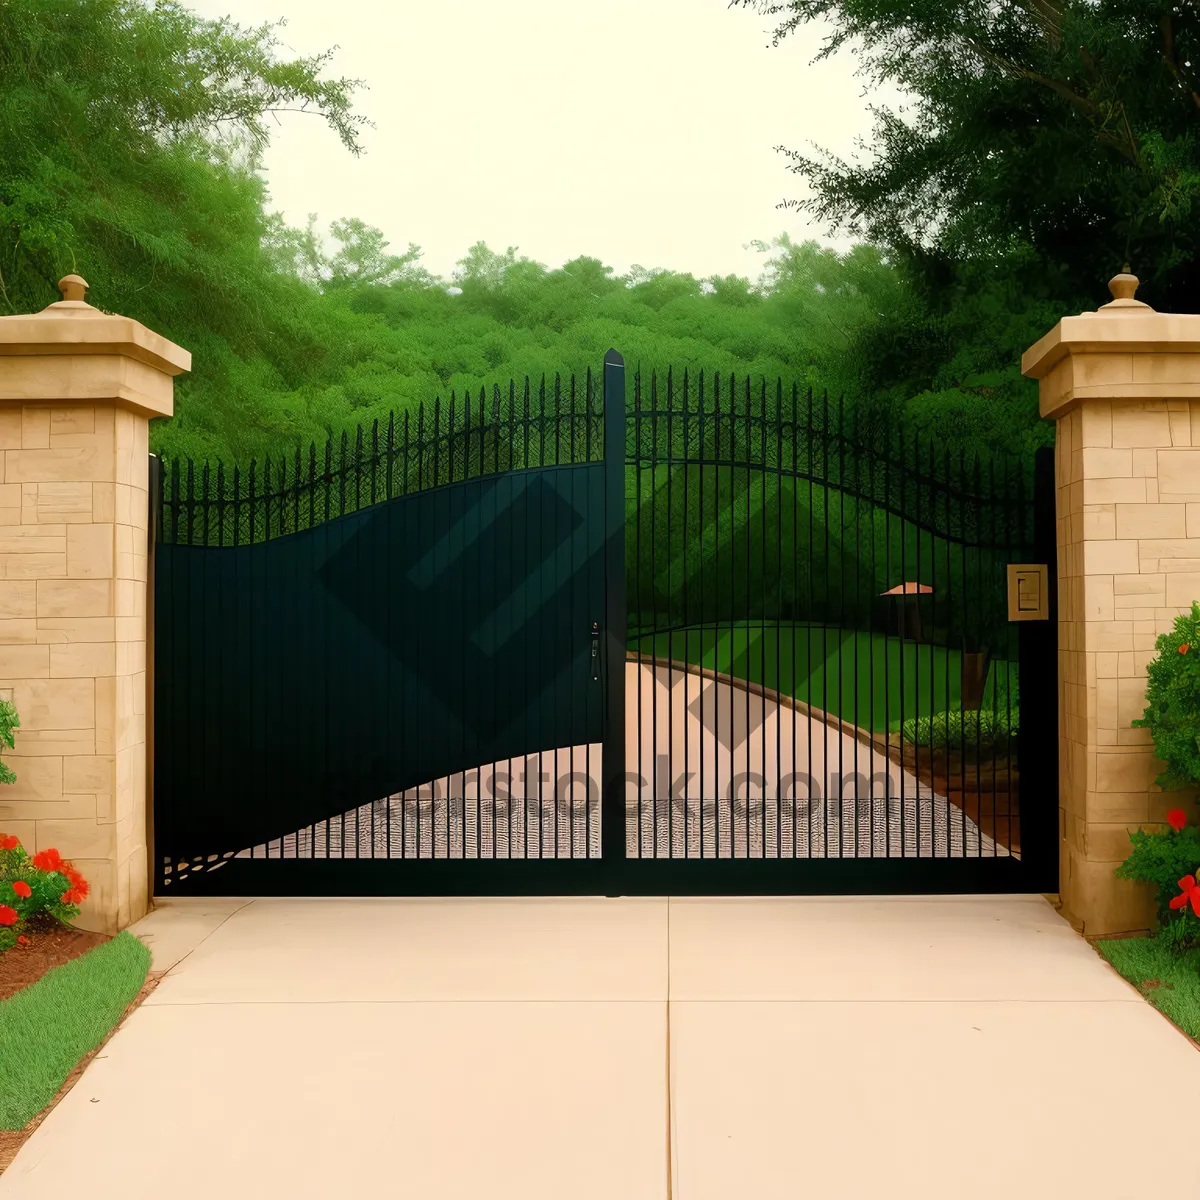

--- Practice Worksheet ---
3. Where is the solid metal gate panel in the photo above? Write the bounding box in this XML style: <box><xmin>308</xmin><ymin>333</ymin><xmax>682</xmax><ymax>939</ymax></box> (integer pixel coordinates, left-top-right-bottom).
<box><xmin>153</xmin><ymin>361</ymin><xmax>626</xmax><ymax>895</ymax></box>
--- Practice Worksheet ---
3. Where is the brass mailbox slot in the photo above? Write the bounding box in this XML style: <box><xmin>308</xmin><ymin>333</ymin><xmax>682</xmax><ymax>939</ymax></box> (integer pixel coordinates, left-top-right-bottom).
<box><xmin>1007</xmin><ymin>563</ymin><xmax>1049</xmax><ymax>621</ymax></box>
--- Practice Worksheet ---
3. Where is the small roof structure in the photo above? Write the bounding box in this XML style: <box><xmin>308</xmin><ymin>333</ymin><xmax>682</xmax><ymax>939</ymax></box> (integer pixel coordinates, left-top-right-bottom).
<box><xmin>880</xmin><ymin>583</ymin><xmax>933</xmax><ymax>597</ymax></box>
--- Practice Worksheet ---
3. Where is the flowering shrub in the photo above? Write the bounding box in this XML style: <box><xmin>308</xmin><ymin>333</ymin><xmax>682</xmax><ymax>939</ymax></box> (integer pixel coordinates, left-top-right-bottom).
<box><xmin>1132</xmin><ymin>602</ymin><xmax>1200</xmax><ymax>790</ymax></box>
<box><xmin>0</xmin><ymin>837</ymin><xmax>89</xmax><ymax>953</ymax></box>
<box><xmin>1116</xmin><ymin>808</ymin><xmax>1200</xmax><ymax>952</ymax></box>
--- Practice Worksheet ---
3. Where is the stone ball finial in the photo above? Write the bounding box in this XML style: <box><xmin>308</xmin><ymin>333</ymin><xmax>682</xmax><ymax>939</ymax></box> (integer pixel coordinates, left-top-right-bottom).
<box><xmin>1108</xmin><ymin>268</ymin><xmax>1139</xmax><ymax>302</ymax></box>
<box><xmin>57</xmin><ymin>275</ymin><xmax>89</xmax><ymax>303</ymax></box>
<box><xmin>1096</xmin><ymin>264</ymin><xmax>1152</xmax><ymax>312</ymax></box>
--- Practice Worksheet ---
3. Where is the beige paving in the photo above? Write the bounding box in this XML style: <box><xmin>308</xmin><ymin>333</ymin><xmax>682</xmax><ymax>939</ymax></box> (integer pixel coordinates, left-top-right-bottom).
<box><xmin>143</xmin><ymin>896</ymin><xmax>668</xmax><ymax>1003</ymax></box>
<box><xmin>0</xmin><ymin>1001</ymin><xmax>667</xmax><ymax>1200</ymax></box>
<box><xmin>125</xmin><ymin>896</ymin><xmax>253</xmax><ymax>973</ymax></box>
<box><xmin>667</xmin><ymin>895</ymin><xmax>1133</xmax><ymax>1001</ymax></box>
<box><xmin>4</xmin><ymin>894</ymin><xmax>1198</xmax><ymax>1200</ymax></box>
<box><xmin>670</xmin><ymin>999</ymin><xmax>1198</xmax><ymax>1199</ymax></box>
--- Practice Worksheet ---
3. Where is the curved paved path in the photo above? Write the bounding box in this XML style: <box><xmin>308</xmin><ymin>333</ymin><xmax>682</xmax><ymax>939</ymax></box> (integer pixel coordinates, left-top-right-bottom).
<box><xmin>240</xmin><ymin>660</ymin><xmax>1002</xmax><ymax>862</ymax></box>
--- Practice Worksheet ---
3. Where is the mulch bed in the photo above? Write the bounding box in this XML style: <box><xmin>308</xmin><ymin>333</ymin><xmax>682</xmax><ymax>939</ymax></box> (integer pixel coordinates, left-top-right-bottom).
<box><xmin>0</xmin><ymin>917</ymin><xmax>112</xmax><ymax>1003</ymax></box>
<box><xmin>0</xmin><ymin>919</ymin><xmax>162</xmax><ymax>1175</ymax></box>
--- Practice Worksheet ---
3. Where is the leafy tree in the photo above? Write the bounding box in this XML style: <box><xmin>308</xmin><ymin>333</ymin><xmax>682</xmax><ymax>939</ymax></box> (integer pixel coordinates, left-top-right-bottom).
<box><xmin>733</xmin><ymin>0</ymin><xmax>1200</xmax><ymax>446</ymax></box>
<box><xmin>0</xmin><ymin>0</ymin><xmax>378</xmax><ymax>461</ymax></box>
<box><xmin>0</xmin><ymin>0</ymin><xmax>367</xmax><ymax>312</ymax></box>
<box><xmin>0</xmin><ymin>0</ymin><xmax>919</xmax><ymax>467</ymax></box>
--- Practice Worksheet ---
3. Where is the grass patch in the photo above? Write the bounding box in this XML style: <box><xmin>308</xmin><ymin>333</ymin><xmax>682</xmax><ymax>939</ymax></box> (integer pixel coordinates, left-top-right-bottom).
<box><xmin>0</xmin><ymin>931</ymin><xmax>151</xmax><ymax>1130</ymax></box>
<box><xmin>1096</xmin><ymin>934</ymin><xmax>1200</xmax><ymax>1041</ymax></box>
<box><xmin>631</xmin><ymin>622</ymin><xmax>1018</xmax><ymax>733</ymax></box>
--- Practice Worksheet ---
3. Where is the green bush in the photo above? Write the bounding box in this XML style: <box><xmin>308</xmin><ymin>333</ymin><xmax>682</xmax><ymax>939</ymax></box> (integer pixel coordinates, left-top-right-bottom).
<box><xmin>901</xmin><ymin>706</ymin><xmax>1019</xmax><ymax>755</ymax></box>
<box><xmin>0</xmin><ymin>699</ymin><xmax>17</xmax><ymax>786</ymax></box>
<box><xmin>1116</xmin><ymin>816</ymin><xmax>1200</xmax><ymax>928</ymax></box>
<box><xmin>1132</xmin><ymin>601</ymin><xmax>1200</xmax><ymax>790</ymax></box>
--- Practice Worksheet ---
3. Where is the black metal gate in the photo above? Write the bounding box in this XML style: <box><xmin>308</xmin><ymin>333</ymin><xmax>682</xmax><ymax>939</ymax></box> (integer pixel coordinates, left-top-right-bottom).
<box><xmin>616</xmin><ymin>370</ymin><xmax>1058</xmax><ymax>894</ymax></box>
<box><xmin>153</xmin><ymin>353</ymin><xmax>628</xmax><ymax>895</ymax></box>
<box><xmin>152</xmin><ymin>351</ymin><xmax>1057</xmax><ymax>896</ymax></box>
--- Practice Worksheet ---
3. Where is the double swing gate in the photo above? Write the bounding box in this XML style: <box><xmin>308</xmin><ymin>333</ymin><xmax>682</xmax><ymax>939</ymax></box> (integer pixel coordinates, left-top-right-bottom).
<box><xmin>152</xmin><ymin>350</ymin><xmax>1058</xmax><ymax>897</ymax></box>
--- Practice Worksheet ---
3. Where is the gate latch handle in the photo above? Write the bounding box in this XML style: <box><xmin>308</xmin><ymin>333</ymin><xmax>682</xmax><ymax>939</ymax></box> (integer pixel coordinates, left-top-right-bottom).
<box><xmin>590</xmin><ymin>621</ymin><xmax>600</xmax><ymax>681</ymax></box>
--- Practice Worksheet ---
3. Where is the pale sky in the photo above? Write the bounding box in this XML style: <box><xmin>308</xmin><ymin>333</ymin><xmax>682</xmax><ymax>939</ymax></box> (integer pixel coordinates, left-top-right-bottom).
<box><xmin>183</xmin><ymin>0</ymin><xmax>901</xmax><ymax>285</ymax></box>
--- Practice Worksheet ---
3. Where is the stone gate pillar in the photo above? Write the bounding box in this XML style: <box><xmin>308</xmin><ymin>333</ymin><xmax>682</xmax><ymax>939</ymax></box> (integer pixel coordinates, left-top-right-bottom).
<box><xmin>1022</xmin><ymin>271</ymin><xmax>1200</xmax><ymax>936</ymax></box>
<box><xmin>0</xmin><ymin>277</ymin><xmax>189</xmax><ymax>933</ymax></box>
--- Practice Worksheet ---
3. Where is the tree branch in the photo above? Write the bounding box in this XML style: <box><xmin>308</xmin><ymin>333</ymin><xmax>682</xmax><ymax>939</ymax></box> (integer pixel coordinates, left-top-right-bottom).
<box><xmin>962</xmin><ymin>37</ymin><xmax>1141</xmax><ymax>163</ymax></box>
<box><xmin>1159</xmin><ymin>11</ymin><xmax>1200</xmax><ymax>114</ymax></box>
<box><xmin>1016</xmin><ymin>0</ymin><xmax>1064</xmax><ymax>50</ymax></box>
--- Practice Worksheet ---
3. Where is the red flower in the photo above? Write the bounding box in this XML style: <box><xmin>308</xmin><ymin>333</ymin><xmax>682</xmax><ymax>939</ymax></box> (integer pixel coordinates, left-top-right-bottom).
<box><xmin>62</xmin><ymin>865</ymin><xmax>89</xmax><ymax>900</ymax></box>
<box><xmin>1168</xmin><ymin>809</ymin><xmax>1188</xmax><ymax>833</ymax></box>
<box><xmin>30</xmin><ymin>848</ymin><xmax>62</xmax><ymax>873</ymax></box>
<box><xmin>60</xmin><ymin>888</ymin><xmax>83</xmax><ymax>907</ymax></box>
<box><xmin>0</xmin><ymin>834</ymin><xmax>18</xmax><ymax>851</ymax></box>
<box><xmin>1181</xmin><ymin>643</ymin><xmax>1191</xmax><ymax>655</ymax></box>
<box><xmin>1170</xmin><ymin>875</ymin><xmax>1200</xmax><ymax>917</ymax></box>
<box><xmin>11</xmin><ymin>880</ymin><xmax>31</xmax><ymax>899</ymax></box>
<box><xmin>16</xmin><ymin>935</ymin><xmax>28</xmax><ymax>945</ymax></box>
<box><xmin>0</xmin><ymin>906</ymin><xmax>16</xmax><ymax>927</ymax></box>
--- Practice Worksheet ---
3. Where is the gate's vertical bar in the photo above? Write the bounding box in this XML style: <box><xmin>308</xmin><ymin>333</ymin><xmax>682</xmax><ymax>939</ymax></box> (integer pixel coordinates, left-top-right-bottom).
<box><xmin>821</xmin><ymin>394</ymin><xmax>832</xmax><ymax>856</ymax></box>
<box><xmin>696</xmin><ymin>369</ymin><xmax>706</xmax><ymax>857</ymax></box>
<box><xmin>867</xmin><ymin>415</ymin><xmax>878</xmax><ymax>855</ymax></box>
<box><xmin>973</xmin><ymin>453</ymin><xmax>985</xmax><ymax>856</ymax></box>
<box><xmin>957</xmin><ymin>445</ymin><xmax>968</xmax><ymax>853</ymax></box>
<box><xmin>994</xmin><ymin>451</ymin><xmax>1009</xmax><ymax>859</ymax></box>
<box><xmin>896</xmin><ymin>425</ymin><xmax>908</xmax><ymax>857</ymax></box>
<box><xmin>667</xmin><ymin>369</ymin><xmax>676</xmax><ymax>859</ymax></box>
<box><xmin>1007</xmin><ymin>454</ymin><xmax>1020</xmax><ymax>858</ymax></box>
<box><xmin>850</xmin><ymin>398</ymin><xmax>861</xmax><ymax>856</ymax></box>
<box><xmin>882</xmin><ymin>428</ymin><xmax>893</xmax><ymax>858</ymax></box>
<box><xmin>941</xmin><ymin>436</ymin><xmax>952</xmax><ymax>857</ymax></box>
<box><xmin>578</xmin><ymin>372</ymin><xmax>588</xmax><ymax>858</ymax></box>
<box><xmin>602</xmin><ymin>350</ymin><xmax>628</xmax><ymax>879</ymax></box>
<box><xmin>928</xmin><ymin>434</ymin><xmax>939</xmax><ymax>855</ymax></box>
<box><xmin>790</xmin><ymin>381</ymin><xmax>800</xmax><ymax>859</ymax></box>
<box><xmin>805</xmin><ymin>388</ymin><xmax>817</xmax><ymax>856</ymax></box>
<box><xmin>758</xmin><ymin>378</ymin><xmax>767</xmax><ymax>858</ymax></box>
<box><xmin>837</xmin><ymin>394</ymin><xmax>848</xmax><ymax>855</ymax></box>
<box><xmin>147</xmin><ymin>454</ymin><xmax>163</xmax><ymax>897</ymax></box>
<box><xmin>717</xmin><ymin>371</ymin><xmax>728</xmax><ymax>855</ymax></box>
<box><xmin>649</xmin><ymin>370</ymin><xmax>659</xmax><ymax>859</ymax></box>
<box><xmin>774</xmin><ymin>379</ymin><xmax>783</xmax><ymax>858</ymax></box>
<box><xmin>911</xmin><ymin>424</ymin><xmax>923</xmax><ymax>858</ymax></box>
<box><xmin>633</xmin><ymin>372</ymin><xmax>643</xmax><ymax>859</ymax></box>
<box><xmin>1021</xmin><ymin>447</ymin><xmax>1058</xmax><ymax>888</ymax></box>
<box><xmin>682</xmin><ymin>368</ymin><xmax>692</xmax><ymax>858</ymax></box>
<box><xmin>537</xmin><ymin>378</ymin><xmax>547</xmax><ymax>858</ymax></box>
<box><xmin>742</xmin><ymin>377</ymin><xmax>752</xmax><ymax>858</ymax></box>
<box><xmin>835</xmin><ymin>393</ymin><xmax>844</xmax><ymax>854</ymax></box>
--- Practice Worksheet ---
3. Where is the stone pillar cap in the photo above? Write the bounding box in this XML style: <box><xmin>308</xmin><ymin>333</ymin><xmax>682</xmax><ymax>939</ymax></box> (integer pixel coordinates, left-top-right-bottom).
<box><xmin>1022</xmin><ymin>266</ymin><xmax>1200</xmax><ymax>387</ymax></box>
<box><xmin>0</xmin><ymin>276</ymin><xmax>191</xmax><ymax>377</ymax></box>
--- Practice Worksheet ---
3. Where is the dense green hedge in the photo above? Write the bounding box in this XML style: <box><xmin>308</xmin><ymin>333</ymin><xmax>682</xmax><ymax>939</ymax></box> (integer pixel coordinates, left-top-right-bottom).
<box><xmin>901</xmin><ymin>706</ymin><xmax>1020</xmax><ymax>755</ymax></box>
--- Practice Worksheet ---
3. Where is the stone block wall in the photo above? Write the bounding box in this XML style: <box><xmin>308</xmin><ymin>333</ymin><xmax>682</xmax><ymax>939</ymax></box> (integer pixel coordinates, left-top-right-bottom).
<box><xmin>0</xmin><ymin>402</ymin><xmax>150</xmax><ymax>933</ymax></box>
<box><xmin>1055</xmin><ymin>397</ymin><xmax>1200</xmax><ymax>933</ymax></box>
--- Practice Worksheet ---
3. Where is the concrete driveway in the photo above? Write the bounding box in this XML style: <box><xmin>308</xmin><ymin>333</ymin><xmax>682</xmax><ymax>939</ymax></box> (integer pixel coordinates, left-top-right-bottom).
<box><xmin>2</xmin><ymin>895</ymin><xmax>1197</xmax><ymax>1199</ymax></box>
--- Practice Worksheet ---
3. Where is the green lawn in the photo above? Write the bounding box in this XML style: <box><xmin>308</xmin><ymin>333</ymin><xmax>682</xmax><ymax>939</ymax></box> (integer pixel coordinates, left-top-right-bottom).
<box><xmin>0</xmin><ymin>931</ymin><xmax>151</xmax><ymax>1130</ymax></box>
<box><xmin>1096</xmin><ymin>935</ymin><xmax>1200</xmax><ymax>1041</ymax></box>
<box><xmin>630</xmin><ymin>622</ymin><xmax>1018</xmax><ymax>733</ymax></box>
